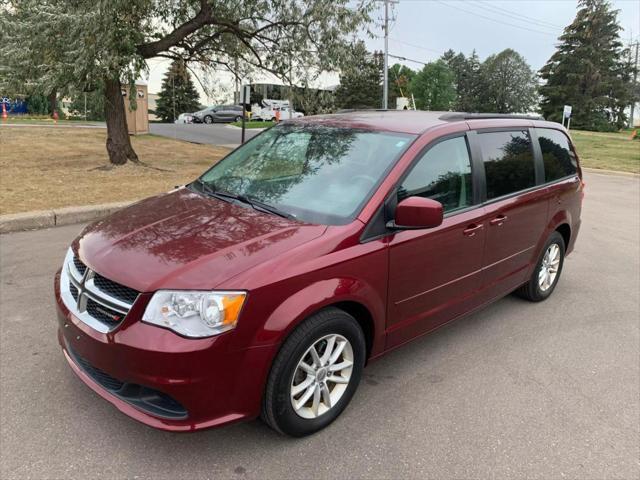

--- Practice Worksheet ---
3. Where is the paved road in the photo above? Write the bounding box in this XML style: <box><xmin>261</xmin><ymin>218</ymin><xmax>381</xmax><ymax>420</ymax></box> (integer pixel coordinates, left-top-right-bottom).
<box><xmin>150</xmin><ymin>123</ymin><xmax>261</xmax><ymax>148</ymax></box>
<box><xmin>1</xmin><ymin>172</ymin><xmax>638</xmax><ymax>479</ymax></box>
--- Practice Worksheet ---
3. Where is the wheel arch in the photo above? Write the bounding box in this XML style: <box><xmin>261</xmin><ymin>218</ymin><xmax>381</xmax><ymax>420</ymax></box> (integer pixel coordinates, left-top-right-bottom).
<box><xmin>555</xmin><ymin>223</ymin><xmax>571</xmax><ymax>250</ymax></box>
<box><xmin>257</xmin><ymin>278</ymin><xmax>385</xmax><ymax>363</ymax></box>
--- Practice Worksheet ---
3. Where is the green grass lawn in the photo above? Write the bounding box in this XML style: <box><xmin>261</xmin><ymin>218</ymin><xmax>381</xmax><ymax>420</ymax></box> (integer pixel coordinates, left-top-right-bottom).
<box><xmin>570</xmin><ymin>129</ymin><xmax>639</xmax><ymax>174</ymax></box>
<box><xmin>230</xmin><ymin>120</ymin><xmax>275</xmax><ymax>129</ymax></box>
<box><xmin>2</xmin><ymin>116</ymin><xmax>104</xmax><ymax>126</ymax></box>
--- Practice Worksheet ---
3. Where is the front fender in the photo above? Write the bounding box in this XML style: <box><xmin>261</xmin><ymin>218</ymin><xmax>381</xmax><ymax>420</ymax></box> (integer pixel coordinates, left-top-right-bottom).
<box><xmin>252</xmin><ymin>277</ymin><xmax>386</xmax><ymax>358</ymax></box>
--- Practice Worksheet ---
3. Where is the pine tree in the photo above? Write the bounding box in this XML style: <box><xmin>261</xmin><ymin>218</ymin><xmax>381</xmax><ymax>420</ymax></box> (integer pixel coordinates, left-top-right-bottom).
<box><xmin>155</xmin><ymin>61</ymin><xmax>201</xmax><ymax>123</ymax></box>
<box><xmin>441</xmin><ymin>50</ymin><xmax>483</xmax><ymax>112</ymax></box>
<box><xmin>335</xmin><ymin>42</ymin><xmax>383</xmax><ymax>109</ymax></box>
<box><xmin>539</xmin><ymin>0</ymin><xmax>633</xmax><ymax>130</ymax></box>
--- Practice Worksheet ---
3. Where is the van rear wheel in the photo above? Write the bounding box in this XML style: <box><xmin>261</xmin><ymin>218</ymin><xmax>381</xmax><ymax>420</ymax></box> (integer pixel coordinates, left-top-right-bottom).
<box><xmin>261</xmin><ymin>307</ymin><xmax>365</xmax><ymax>437</ymax></box>
<box><xmin>516</xmin><ymin>231</ymin><xmax>565</xmax><ymax>302</ymax></box>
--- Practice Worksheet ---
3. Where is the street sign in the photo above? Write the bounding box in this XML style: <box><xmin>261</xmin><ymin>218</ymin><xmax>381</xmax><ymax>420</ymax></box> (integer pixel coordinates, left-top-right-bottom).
<box><xmin>239</xmin><ymin>85</ymin><xmax>251</xmax><ymax>145</ymax></box>
<box><xmin>240</xmin><ymin>85</ymin><xmax>251</xmax><ymax>105</ymax></box>
<box><xmin>563</xmin><ymin>105</ymin><xmax>572</xmax><ymax>119</ymax></box>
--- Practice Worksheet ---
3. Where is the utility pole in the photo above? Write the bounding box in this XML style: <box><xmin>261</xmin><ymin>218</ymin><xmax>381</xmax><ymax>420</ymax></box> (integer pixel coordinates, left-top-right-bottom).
<box><xmin>381</xmin><ymin>0</ymin><xmax>398</xmax><ymax>110</ymax></box>
<box><xmin>383</xmin><ymin>0</ymin><xmax>389</xmax><ymax>110</ymax></box>
<box><xmin>629</xmin><ymin>41</ymin><xmax>639</xmax><ymax>128</ymax></box>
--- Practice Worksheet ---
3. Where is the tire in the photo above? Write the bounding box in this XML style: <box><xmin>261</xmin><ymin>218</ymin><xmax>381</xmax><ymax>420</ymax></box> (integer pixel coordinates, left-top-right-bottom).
<box><xmin>261</xmin><ymin>307</ymin><xmax>366</xmax><ymax>437</ymax></box>
<box><xmin>235</xmin><ymin>115</ymin><xmax>243</xmax><ymax>122</ymax></box>
<box><xmin>203</xmin><ymin>115</ymin><xmax>213</xmax><ymax>124</ymax></box>
<box><xmin>515</xmin><ymin>231</ymin><xmax>565</xmax><ymax>302</ymax></box>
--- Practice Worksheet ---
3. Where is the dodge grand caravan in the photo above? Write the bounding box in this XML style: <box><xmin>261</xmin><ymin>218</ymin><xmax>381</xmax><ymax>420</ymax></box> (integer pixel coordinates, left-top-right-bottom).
<box><xmin>55</xmin><ymin>111</ymin><xmax>583</xmax><ymax>436</ymax></box>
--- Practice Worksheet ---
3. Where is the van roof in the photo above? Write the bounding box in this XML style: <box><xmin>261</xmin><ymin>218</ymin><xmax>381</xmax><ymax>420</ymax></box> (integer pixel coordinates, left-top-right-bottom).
<box><xmin>290</xmin><ymin>110</ymin><xmax>549</xmax><ymax>135</ymax></box>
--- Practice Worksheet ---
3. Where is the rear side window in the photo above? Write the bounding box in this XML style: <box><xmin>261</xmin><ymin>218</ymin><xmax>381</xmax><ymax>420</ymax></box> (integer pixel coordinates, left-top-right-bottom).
<box><xmin>536</xmin><ymin>128</ymin><xmax>577</xmax><ymax>181</ymax></box>
<box><xmin>399</xmin><ymin>136</ymin><xmax>472</xmax><ymax>213</ymax></box>
<box><xmin>478</xmin><ymin>130</ymin><xmax>535</xmax><ymax>200</ymax></box>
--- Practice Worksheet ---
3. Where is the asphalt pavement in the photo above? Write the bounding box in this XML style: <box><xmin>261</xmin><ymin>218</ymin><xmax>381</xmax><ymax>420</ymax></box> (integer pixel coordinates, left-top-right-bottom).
<box><xmin>149</xmin><ymin>123</ymin><xmax>262</xmax><ymax>148</ymax></box>
<box><xmin>0</xmin><ymin>172</ymin><xmax>638</xmax><ymax>479</ymax></box>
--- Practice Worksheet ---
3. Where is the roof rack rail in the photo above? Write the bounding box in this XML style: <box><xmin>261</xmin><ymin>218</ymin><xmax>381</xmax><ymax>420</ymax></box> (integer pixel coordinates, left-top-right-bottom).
<box><xmin>335</xmin><ymin>108</ymin><xmax>394</xmax><ymax>114</ymax></box>
<box><xmin>439</xmin><ymin>113</ymin><xmax>544</xmax><ymax>121</ymax></box>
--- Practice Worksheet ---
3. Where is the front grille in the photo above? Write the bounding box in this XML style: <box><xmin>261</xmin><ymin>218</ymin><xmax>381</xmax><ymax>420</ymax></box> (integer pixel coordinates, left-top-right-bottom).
<box><xmin>71</xmin><ymin>348</ymin><xmax>125</xmax><ymax>391</ymax></box>
<box><xmin>86</xmin><ymin>298</ymin><xmax>124</xmax><ymax>327</ymax></box>
<box><xmin>60</xmin><ymin>249</ymin><xmax>139</xmax><ymax>333</ymax></box>
<box><xmin>93</xmin><ymin>273</ymin><xmax>139</xmax><ymax>304</ymax></box>
<box><xmin>67</xmin><ymin>345</ymin><xmax>188</xmax><ymax>420</ymax></box>
<box><xmin>73</xmin><ymin>256</ymin><xmax>87</xmax><ymax>275</ymax></box>
<box><xmin>69</xmin><ymin>283</ymin><xmax>79</xmax><ymax>301</ymax></box>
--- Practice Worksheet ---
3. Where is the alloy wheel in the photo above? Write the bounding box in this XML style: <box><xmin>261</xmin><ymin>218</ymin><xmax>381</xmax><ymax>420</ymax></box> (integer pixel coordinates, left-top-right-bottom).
<box><xmin>290</xmin><ymin>334</ymin><xmax>354</xmax><ymax>419</ymax></box>
<box><xmin>538</xmin><ymin>243</ymin><xmax>561</xmax><ymax>292</ymax></box>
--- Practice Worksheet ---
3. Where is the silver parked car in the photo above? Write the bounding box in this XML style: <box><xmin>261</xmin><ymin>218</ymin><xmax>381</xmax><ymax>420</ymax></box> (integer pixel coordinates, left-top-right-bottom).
<box><xmin>193</xmin><ymin>105</ymin><xmax>244</xmax><ymax>124</ymax></box>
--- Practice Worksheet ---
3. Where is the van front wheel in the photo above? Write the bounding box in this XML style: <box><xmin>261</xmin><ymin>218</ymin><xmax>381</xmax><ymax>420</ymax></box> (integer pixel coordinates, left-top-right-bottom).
<box><xmin>261</xmin><ymin>307</ymin><xmax>365</xmax><ymax>436</ymax></box>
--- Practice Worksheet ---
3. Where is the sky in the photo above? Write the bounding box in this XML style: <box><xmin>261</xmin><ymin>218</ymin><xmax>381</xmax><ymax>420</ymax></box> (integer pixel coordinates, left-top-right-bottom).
<box><xmin>144</xmin><ymin>0</ymin><xmax>640</xmax><ymax>103</ymax></box>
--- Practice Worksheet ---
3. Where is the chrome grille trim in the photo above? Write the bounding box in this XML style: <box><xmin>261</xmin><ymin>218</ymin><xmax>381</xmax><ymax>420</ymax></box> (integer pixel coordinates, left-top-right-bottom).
<box><xmin>60</xmin><ymin>248</ymin><xmax>138</xmax><ymax>333</ymax></box>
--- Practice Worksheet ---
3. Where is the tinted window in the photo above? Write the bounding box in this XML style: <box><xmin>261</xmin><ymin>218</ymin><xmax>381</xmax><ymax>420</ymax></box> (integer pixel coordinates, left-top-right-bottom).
<box><xmin>478</xmin><ymin>130</ymin><xmax>535</xmax><ymax>199</ymax></box>
<box><xmin>537</xmin><ymin>128</ymin><xmax>577</xmax><ymax>181</ymax></box>
<box><xmin>199</xmin><ymin>125</ymin><xmax>415</xmax><ymax>225</ymax></box>
<box><xmin>399</xmin><ymin>136</ymin><xmax>472</xmax><ymax>213</ymax></box>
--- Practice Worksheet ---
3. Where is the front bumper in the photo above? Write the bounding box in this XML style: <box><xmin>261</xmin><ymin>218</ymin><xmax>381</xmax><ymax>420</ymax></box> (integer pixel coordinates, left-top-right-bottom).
<box><xmin>55</xmin><ymin>271</ymin><xmax>275</xmax><ymax>431</ymax></box>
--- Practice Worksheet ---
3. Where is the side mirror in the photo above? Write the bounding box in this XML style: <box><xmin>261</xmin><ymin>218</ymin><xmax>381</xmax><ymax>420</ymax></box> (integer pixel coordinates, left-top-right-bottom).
<box><xmin>391</xmin><ymin>196</ymin><xmax>443</xmax><ymax>229</ymax></box>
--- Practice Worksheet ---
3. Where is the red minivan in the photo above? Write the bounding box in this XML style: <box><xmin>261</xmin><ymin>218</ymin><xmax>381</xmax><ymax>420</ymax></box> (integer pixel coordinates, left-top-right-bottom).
<box><xmin>55</xmin><ymin>111</ymin><xmax>583</xmax><ymax>436</ymax></box>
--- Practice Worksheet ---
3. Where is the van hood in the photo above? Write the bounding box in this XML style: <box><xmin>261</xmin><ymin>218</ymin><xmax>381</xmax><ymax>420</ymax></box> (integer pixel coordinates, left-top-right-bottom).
<box><xmin>73</xmin><ymin>188</ymin><xmax>326</xmax><ymax>292</ymax></box>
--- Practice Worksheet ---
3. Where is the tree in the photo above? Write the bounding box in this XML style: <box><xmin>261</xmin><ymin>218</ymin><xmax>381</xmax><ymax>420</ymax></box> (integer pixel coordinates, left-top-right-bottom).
<box><xmin>67</xmin><ymin>89</ymin><xmax>106</xmax><ymax>121</ymax></box>
<box><xmin>441</xmin><ymin>49</ymin><xmax>482</xmax><ymax>112</ymax></box>
<box><xmin>410</xmin><ymin>60</ymin><xmax>456</xmax><ymax>111</ymax></box>
<box><xmin>388</xmin><ymin>63</ymin><xmax>416</xmax><ymax>109</ymax></box>
<box><xmin>1</xmin><ymin>1</ymin><xmax>374</xmax><ymax>165</ymax></box>
<box><xmin>293</xmin><ymin>86</ymin><xmax>335</xmax><ymax>115</ymax></box>
<box><xmin>0</xmin><ymin>3</ymin><xmax>60</xmax><ymax>118</ymax></box>
<box><xmin>155</xmin><ymin>60</ymin><xmax>201</xmax><ymax>123</ymax></box>
<box><xmin>539</xmin><ymin>0</ymin><xmax>634</xmax><ymax>130</ymax></box>
<box><xmin>334</xmin><ymin>42</ymin><xmax>383</xmax><ymax>109</ymax></box>
<box><xmin>478</xmin><ymin>49</ymin><xmax>538</xmax><ymax>113</ymax></box>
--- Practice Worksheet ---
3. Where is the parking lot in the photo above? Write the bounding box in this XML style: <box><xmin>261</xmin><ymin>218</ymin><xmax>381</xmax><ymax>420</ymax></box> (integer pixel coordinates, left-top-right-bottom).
<box><xmin>0</xmin><ymin>171</ymin><xmax>638</xmax><ymax>479</ymax></box>
<box><xmin>149</xmin><ymin>122</ymin><xmax>261</xmax><ymax>148</ymax></box>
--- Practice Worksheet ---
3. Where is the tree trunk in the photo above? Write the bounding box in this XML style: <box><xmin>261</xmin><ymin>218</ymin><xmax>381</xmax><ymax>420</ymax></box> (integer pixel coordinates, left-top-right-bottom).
<box><xmin>104</xmin><ymin>77</ymin><xmax>139</xmax><ymax>165</ymax></box>
<box><xmin>48</xmin><ymin>90</ymin><xmax>57</xmax><ymax>116</ymax></box>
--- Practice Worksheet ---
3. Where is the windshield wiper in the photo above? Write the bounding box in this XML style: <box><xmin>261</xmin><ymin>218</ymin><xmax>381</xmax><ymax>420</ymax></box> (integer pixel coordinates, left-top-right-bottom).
<box><xmin>193</xmin><ymin>179</ymin><xmax>232</xmax><ymax>203</ymax></box>
<box><xmin>212</xmin><ymin>189</ymin><xmax>296</xmax><ymax>220</ymax></box>
<box><xmin>194</xmin><ymin>179</ymin><xmax>295</xmax><ymax>220</ymax></box>
<box><xmin>246</xmin><ymin>196</ymin><xmax>297</xmax><ymax>220</ymax></box>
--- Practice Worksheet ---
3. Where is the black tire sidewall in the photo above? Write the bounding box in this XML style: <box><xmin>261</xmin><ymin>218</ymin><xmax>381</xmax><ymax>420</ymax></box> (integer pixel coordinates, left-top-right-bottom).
<box><xmin>204</xmin><ymin>115</ymin><xmax>213</xmax><ymax>124</ymax></box>
<box><xmin>532</xmin><ymin>232</ymin><xmax>566</xmax><ymax>300</ymax></box>
<box><xmin>269</xmin><ymin>312</ymin><xmax>365</xmax><ymax>437</ymax></box>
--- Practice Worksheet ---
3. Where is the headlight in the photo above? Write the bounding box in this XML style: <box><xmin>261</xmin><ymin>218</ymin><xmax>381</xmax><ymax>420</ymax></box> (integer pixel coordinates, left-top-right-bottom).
<box><xmin>142</xmin><ymin>290</ymin><xmax>246</xmax><ymax>338</ymax></box>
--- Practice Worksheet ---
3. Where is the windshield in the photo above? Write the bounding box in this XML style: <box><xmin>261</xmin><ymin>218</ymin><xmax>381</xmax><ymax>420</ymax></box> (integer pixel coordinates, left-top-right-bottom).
<box><xmin>197</xmin><ymin>125</ymin><xmax>416</xmax><ymax>225</ymax></box>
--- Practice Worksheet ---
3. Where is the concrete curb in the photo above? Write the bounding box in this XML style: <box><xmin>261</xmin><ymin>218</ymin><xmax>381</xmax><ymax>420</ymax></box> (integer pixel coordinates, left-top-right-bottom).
<box><xmin>0</xmin><ymin>201</ymin><xmax>133</xmax><ymax>234</ymax></box>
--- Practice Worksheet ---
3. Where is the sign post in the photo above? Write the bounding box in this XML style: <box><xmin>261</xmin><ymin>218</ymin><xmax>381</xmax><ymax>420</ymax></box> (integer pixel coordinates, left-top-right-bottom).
<box><xmin>562</xmin><ymin>105</ymin><xmax>572</xmax><ymax>130</ymax></box>
<box><xmin>240</xmin><ymin>85</ymin><xmax>251</xmax><ymax>144</ymax></box>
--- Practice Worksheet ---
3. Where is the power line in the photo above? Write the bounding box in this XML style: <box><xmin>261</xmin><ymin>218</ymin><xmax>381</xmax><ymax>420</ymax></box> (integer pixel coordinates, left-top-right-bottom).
<box><xmin>471</xmin><ymin>0</ymin><xmax>564</xmax><ymax>30</ymax></box>
<box><xmin>432</xmin><ymin>0</ymin><xmax>558</xmax><ymax>37</ymax></box>
<box><xmin>388</xmin><ymin>37</ymin><xmax>443</xmax><ymax>54</ymax></box>
<box><xmin>389</xmin><ymin>53</ymin><xmax>428</xmax><ymax>65</ymax></box>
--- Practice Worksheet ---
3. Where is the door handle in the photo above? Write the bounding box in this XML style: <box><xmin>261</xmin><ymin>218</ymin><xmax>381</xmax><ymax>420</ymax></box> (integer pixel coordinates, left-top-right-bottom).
<box><xmin>489</xmin><ymin>215</ymin><xmax>508</xmax><ymax>227</ymax></box>
<box><xmin>463</xmin><ymin>224</ymin><xmax>484</xmax><ymax>237</ymax></box>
